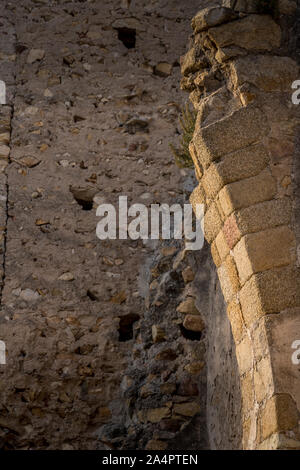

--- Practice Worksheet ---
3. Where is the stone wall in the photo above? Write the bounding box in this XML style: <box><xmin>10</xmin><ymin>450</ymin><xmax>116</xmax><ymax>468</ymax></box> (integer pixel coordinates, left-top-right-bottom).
<box><xmin>0</xmin><ymin>0</ymin><xmax>207</xmax><ymax>450</ymax></box>
<box><xmin>182</xmin><ymin>0</ymin><xmax>300</xmax><ymax>450</ymax></box>
<box><xmin>1</xmin><ymin>0</ymin><xmax>299</xmax><ymax>451</ymax></box>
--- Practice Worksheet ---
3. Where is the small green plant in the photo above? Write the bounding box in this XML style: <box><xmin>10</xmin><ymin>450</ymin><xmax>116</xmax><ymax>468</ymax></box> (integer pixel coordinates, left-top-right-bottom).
<box><xmin>170</xmin><ymin>103</ymin><xmax>196</xmax><ymax>169</ymax></box>
<box><xmin>256</xmin><ymin>0</ymin><xmax>278</xmax><ymax>16</ymax></box>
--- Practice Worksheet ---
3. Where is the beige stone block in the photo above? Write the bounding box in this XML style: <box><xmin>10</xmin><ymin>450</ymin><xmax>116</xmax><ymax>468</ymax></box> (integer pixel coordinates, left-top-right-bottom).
<box><xmin>173</xmin><ymin>402</ymin><xmax>201</xmax><ymax>417</ymax></box>
<box><xmin>219</xmin><ymin>169</ymin><xmax>277</xmax><ymax>217</ymax></box>
<box><xmin>242</xmin><ymin>417</ymin><xmax>252</xmax><ymax>450</ymax></box>
<box><xmin>215</xmin><ymin>229</ymin><xmax>230</xmax><ymax>262</ymax></box>
<box><xmin>236</xmin><ymin>334</ymin><xmax>253</xmax><ymax>375</ymax></box>
<box><xmin>193</xmin><ymin>106</ymin><xmax>267</xmax><ymax>168</ymax></box>
<box><xmin>176</xmin><ymin>298</ymin><xmax>200</xmax><ymax>315</ymax></box>
<box><xmin>181</xmin><ymin>47</ymin><xmax>206</xmax><ymax>76</ymax></box>
<box><xmin>211</xmin><ymin>240</ymin><xmax>221</xmax><ymax>268</ymax></box>
<box><xmin>254</xmin><ymin>356</ymin><xmax>274</xmax><ymax>404</ymax></box>
<box><xmin>230</xmin><ymin>56</ymin><xmax>298</xmax><ymax>92</ymax></box>
<box><xmin>192</xmin><ymin>6</ymin><xmax>237</xmax><ymax>33</ymax></box>
<box><xmin>217</xmin><ymin>256</ymin><xmax>240</xmax><ymax>303</ymax></box>
<box><xmin>202</xmin><ymin>143</ymin><xmax>270</xmax><ymax>200</ymax></box>
<box><xmin>208</xmin><ymin>15</ymin><xmax>281</xmax><ymax>52</ymax></box>
<box><xmin>183</xmin><ymin>314</ymin><xmax>205</xmax><ymax>332</ymax></box>
<box><xmin>216</xmin><ymin>143</ymin><xmax>269</xmax><ymax>184</ymax></box>
<box><xmin>152</xmin><ymin>325</ymin><xmax>165</xmax><ymax>343</ymax></box>
<box><xmin>227</xmin><ymin>301</ymin><xmax>244</xmax><ymax>343</ymax></box>
<box><xmin>189</xmin><ymin>183</ymin><xmax>206</xmax><ymax>215</ymax></box>
<box><xmin>0</xmin><ymin>132</ymin><xmax>10</xmax><ymax>144</ymax></box>
<box><xmin>235</xmin><ymin>197</ymin><xmax>292</xmax><ymax>236</ymax></box>
<box><xmin>201</xmin><ymin>163</ymin><xmax>223</xmax><ymax>199</ymax></box>
<box><xmin>252</xmin><ymin>318</ymin><xmax>269</xmax><ymax>363</ymax></box>
<box><xmin>0</xmin><ymin>144</ymin><xmax>10</xmax><ymax>159</ymax></box>
<box><xmin>215</xmin><ymin>194</ymin><xmax>225</xmax><ymax>221</ymax></box>
<box><xmin>258</xmin><ymin>433</ymin><xmax>300</xmax><ymax>450</ymax></box>
<box><xmin>240</xmin><ymin>267</ymin><xmax>300</xmax><ymax>327</ymax></box>
<box><xmin>223</xmin><ymin>213</ymin><xmax>243</xmax><ymax>250</ymax></box>
<box><xmin>218</xmin><ymin>263</ymin><xmax>234</xmax><ymax>303</ymax></box>
<box><xmin>265</xmin><ymin>309</ymin><xmax>300</xmax><ymax>411</ymax></box>
<box><xmin>261</xmin><ymin>394</ymin><xmax>299</xmax><ymax>441</ymax></box>
<box><xmin>241</xmin><ymin>371</ymin><xmax>254</xmax><ymax>416</ymax></box>
<box><xmin>204</xmin><ymin>202</ymin><xmax>223</xmax><ymax>243</ymax></box>
<box><xmin>147</xmin><ymin>407</ymin><xmax>171</xmax><ymax>423</ymax></box>
<box><xmin>234</xmin><ymin>226</ymin><xmax>295</xmax><ymax>285</ymax></box>
<box><xmin>225</xmin><ymin>255</ymin><xmax>240</xmax><ymax>292</ymax></box>
<box><xmin>182</xmin><ymin>266</ymin><xmax>195</xmax><ymax>283</ymax></box>
<box><xmin>185</xmin><ymin>361</ymin><xmax>205</xmax><ymax>374</ymax></box>
<box><xmin>189</xmin><ymin>141</ymin><xmax>203</xmax><ymax>182</ymax></box>
<box><xmin>222</xmin><ymin>197</ymin><xmax>292</xmax><ymax>250</ymax></box>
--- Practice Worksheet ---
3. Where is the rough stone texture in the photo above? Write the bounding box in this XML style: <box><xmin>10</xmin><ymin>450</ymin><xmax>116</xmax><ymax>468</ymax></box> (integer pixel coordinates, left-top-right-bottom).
<box><xmin>192</xmin><ymin>7</ymin><xmax>238</xmax><ymax>33</ymax></box>
<box><xmin>208</xmin><ymin>15</ymin><xmax>281</xmax><ymax>52</ymax></box>
<box><xmin>0</xmin><ymin>0</ymin><xmax>217</xmax><ymax>451</ymax></box>
<box><xmin>1</xmin><ymin>0</ymin><xmax>300</xmax><ymax>452</ymax></box>
<box><xmin>183</xmin><ymin>0</ymin><xmax>300</xmax><ymax>450</ymax></box>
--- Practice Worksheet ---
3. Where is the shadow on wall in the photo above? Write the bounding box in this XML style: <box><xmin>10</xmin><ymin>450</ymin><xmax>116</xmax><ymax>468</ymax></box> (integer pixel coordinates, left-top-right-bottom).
<box><xmin>191</xmin><ymin>242</ymin><xmax>243</xmax><ymax>450</ymax></box>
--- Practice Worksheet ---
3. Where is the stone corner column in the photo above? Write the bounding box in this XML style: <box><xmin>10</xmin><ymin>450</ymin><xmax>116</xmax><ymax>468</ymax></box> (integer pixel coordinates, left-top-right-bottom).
<box><xmin>182</xmin><ymin>1</ymin><xmax>300</xmax><ymax>450</ymax></box>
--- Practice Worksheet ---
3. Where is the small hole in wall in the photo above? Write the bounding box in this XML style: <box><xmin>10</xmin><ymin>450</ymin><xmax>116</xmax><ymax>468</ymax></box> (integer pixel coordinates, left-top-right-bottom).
<box><xmin>115</xmin><ymin>27</ymin><xmax>136</xmax><ymax>49</ymax></box>
<box><xmin>87</xmin><ymin>290</ymin><xmax>98</xmax><ymax>301</ymax></box>
<box><xmin>118</xmin><ymin>314</ymin><xmax>140</xmax><ymax>341</ymax></box>
<box><xmin>73</xmin><ymin>197</ymin><xmax>93</xmax><ymax>211</ymax></box>
<box><xmin>179</xmin><ymin>324</ymin><xmax>202</xmax><ymax>341</ymax></box>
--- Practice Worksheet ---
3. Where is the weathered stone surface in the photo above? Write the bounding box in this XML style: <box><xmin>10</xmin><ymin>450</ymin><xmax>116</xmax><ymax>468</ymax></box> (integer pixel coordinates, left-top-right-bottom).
<box><xmin>152</xmin><ymin>325</ymin><xmax>166</xmax><ymax>343</ymax></box>
<box><xmin>204</xmin><ymin>202</ymin><xmax>223</xmax><ymax>243</ymax></box>
<box><xmin>183</xmin><ymin>314</ymin><xmax>205</xmax><ymax>332</ymax></box>
<box><xmin>261</xmin><ymin>394</ymin><xmax>299</xmax><ymax>441</ymax></box>
<box><xmin>155</xmin><ymin>349</ymin><xmax>177</xmax><ymax>361</ymax></box>
<box><xmin>27</xmin><ymin>48</ymin><xmax>45</xmax><ymax>64</ymax></box>
<box><xmin>189</xmin><ymin>141</ymin><xmax>203</xmax><ymax>180</ymax></box>
<box><xmin>173</xmin><ymin>402</ymin><xmax>201</xmax><ymax>417</ymax></box>
<box><xmin>227</xmin><ymin>301</ymin><xmax>244</xmax><ymax>343</ymax></box>
<box><xmin>236</xmin><ymin>334</ymin><xmax>253</xmax><ymax>375</ymax></box>
<box><xmin>278</xmin><ymin>0</ymin><xmax>297</xmax><ymax>15</ymax></box>
<box><xmin>218</xmin><ymin>255</ymin><xmax>240</xmax><ymax>303</ymax></box>
<box><xmin>155</xmin><ymin>62</ymin><xmax>173</xmax><ymax>77</ymax></box>
<box><xmin>146</xmin><ymin>439</ymin><xmax>168</xmax><ymax>450</ymax></box>
<box><xmin>0</xmin><ymin>0</ymin><xmax>211</xmax><ymax>452</ymax></box>
<box><xmin>234</xmin><ymin>226</ymin><xmax>295</xmax><ymax>285</ymax></box>
<box><xmin>219</xmin><ymin>169</ymin><xmax>277</xmax><ymax>217</ymax></box>
<box><xmin>223</xmin><ymin>197</ymin><xmax>292</xmax><ymax>251</ymax></box>
<box><xmin>181</xmin><ymin>48</ymin><xmax>206</xmax><ymax>76</ymax></box>
<box><xmin>208</xmin><ymin>15</ymin><xmax>281</xmax><ymax>52</ymax></box>
<box><xmin>192</xmin><ymin>7</ymin><xmax>237</xmax><ymax>33</ymax></box>
<box><xmin>189</xmin><ymin>183</ymin><xmax>205</xmax><ymax>214</ymax></box>
<box><xmin>202</xmin><ymin>144</ymin><xmax>270</xmax><ymax>199</ymax></box>
<box><xmin>240</xmin><ymin>267</ymin><xmax>300</xmax><ymax>326</ymax></box>
<box><xmin>230</xmin><ymin>56</ymin><xmax>299</xmax><ymax>92</ymax></box>
<box><xmin>193</xmin><ymin>107</ymin><xmax>268</xmax><ymax>168</ymax></box>
<box><xmin>177</xmin><ymin>298</ymin><xmax>200</xmax><ymax>315</ymax></box>
<box><xmin>185</xmin><ymin>361</ymin><xmax>205</xmax><ymax>374</ymax></box>
<box><xmin>241</xmin><ymin>372</ymin><xmax>254</xmax><ymax>415</ymax></box>
<box><xmin>147</xmin><ymin>408</ymin><xmax>171</xmax><ymax>423</ymax></box>
<box><xmin>182</xmin><ymin>266</ymin><xmax>195</xmax><ymax>283</ymax></box>
<box><xmin>183</xmin><ymin>0</ymin><xmax>300</xmax><ymax>451</ymax></box>
<box><xmin>0</xmin><ymin>144</ymin><xmax>10</xmax><ymax>158</ymax></box>
<box><xmin>215</xmin><ymin>230</ymin><xmax>230</xmax><ymax>262</ymax></box>
<box><xmin>254</xmin><ymin>356</ymin><xmax>274</xmax><ymax>404</ymax></box>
